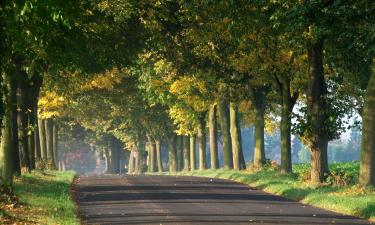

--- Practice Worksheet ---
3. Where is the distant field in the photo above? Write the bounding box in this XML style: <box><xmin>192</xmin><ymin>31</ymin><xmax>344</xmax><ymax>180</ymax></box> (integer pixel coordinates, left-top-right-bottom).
<box><xmin>1</xmin><ymin>170</ymin><xmax>78</xmax><ymax>225</ymax></box>
<box><xmin>161</xmin><ymin>162</ymin><xmax>375</xmax><ymax>222</ymax></box>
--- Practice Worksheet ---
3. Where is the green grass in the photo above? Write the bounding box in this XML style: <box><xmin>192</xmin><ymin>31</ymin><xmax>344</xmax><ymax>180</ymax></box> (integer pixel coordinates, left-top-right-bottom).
<box><xmin>11</xmin><ymin>170</ymin><xmax>79</xmax><ymax>225</ymax></box>
<box><xmin>159</xmin><ymin>162</ymin><xmax>375</xmax><ymax>222</ymax></box>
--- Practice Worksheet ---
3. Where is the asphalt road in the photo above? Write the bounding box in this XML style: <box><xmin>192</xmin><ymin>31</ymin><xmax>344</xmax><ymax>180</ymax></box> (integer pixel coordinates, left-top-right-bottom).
<box><xmin>74</xmin><ymin>175</ymin><xmax>372</xmax><ymax>225</ymax></box>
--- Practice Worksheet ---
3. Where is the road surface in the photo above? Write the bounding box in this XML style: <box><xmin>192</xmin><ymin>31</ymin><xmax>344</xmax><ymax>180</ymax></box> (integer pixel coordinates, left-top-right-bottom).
<box><xmin>74</xmin><ymin>175</ymin><xmax>372</xmax><ymax>225</ymax></box>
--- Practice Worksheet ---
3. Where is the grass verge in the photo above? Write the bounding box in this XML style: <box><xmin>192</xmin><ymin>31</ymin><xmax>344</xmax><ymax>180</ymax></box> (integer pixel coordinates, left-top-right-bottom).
<box><xmin>159</xmin><ymin>162</ymin><xmax>375</xmax><ymax>222</ymax></box>
<box><xmin>1</xmin><ymin>170</ymin><xmax>78</xmax><ymax>225</ymax></box>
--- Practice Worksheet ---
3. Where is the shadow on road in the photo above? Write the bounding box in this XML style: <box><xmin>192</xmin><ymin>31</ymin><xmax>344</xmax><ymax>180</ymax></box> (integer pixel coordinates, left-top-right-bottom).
<box><xmin>74</xmin><ymin>175</ymin><xmax>373</xmax><ymax>225</ymax></box>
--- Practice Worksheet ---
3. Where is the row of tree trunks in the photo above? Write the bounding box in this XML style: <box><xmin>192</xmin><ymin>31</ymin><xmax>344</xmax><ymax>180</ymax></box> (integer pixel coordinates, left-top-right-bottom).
<box><xmin>0</xmin><ymin>65</ymin><xmax>44</xmax><ymax>184</ymax></box>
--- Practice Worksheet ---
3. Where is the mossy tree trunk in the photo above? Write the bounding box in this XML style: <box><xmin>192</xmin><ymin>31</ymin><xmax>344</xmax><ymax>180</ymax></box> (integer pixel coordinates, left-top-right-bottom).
<box><xmin>218</xmin><ymin>94</ymin><xmax>233</xmax><ymax>169</ymax></box>
<box><xmin>209</xmin><ymin>104</ymin><xmax>219</xmax><ymax>169</ymax></box>
<box><xmin>190</xmin><ymin>135</ymin><xmax>196</xmax><ymax>171</ymax></box>
<box><xmin>360</xmin><ymin>69</ymin><xmax>375</xmax><ymax>185</ymax></box>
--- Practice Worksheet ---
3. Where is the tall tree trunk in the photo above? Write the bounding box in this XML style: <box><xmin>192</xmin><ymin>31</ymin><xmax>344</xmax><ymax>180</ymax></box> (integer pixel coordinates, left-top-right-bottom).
<box><xmin>0</xmin><ymin>73</ymin><xmax>15</xmax><ymax>185</ymax></box>
<box><xmin>190</xmin><ymin>135</ymin><xmax>196</xmax><ymax>171</ymax></box>
<box><xmin>252</xmin><ymin>89</ymin><xmax>266</xmax><ymax>169</ymax></box>
<box><xmin>17</xmin><ymin>82</ymin><xmax>30</xmax><ymax>172</ymax></box>
<box><xmin>147</xmin><ymin>136</ymin><xmax>156</xmax><ymax>173</ymax></box>
<box><xmin>155</xmin><ymin>139</ymin><xmax>163</xmax><ymax>172</ymax></box>
<box><xmin>167</xmin><ymin>135</ymin><xmax>177</xmax><ymax>173</ymax></box>
<box><xmin>110</xmin><ymin>137</ymin><xmax>121</xmax><ymax>174</ymax></box>
<box><xmin>28</xmin><ymin>112</ymin><xmax>36</xmax><ymax>170</ymax></box>
<box><xmin>280</xmin><ymin>77</ymin><xmax>293</xmax><ymax>174</ymax></box>
<box><xmin>38</xmin><ymin>118</ymin><xmax>47</xmax><ymax>160</ymax></box>
<box><xmin>306</xmin><ymin>39</ymin><xmax>329</xmax><ymax>184</ymax></box>
<box><xmin>230</xmin><ymin>102</ymin><xmax>243</xmax><ymax>170</ymax></box>
<box><xmin>53</xmin><ymin>120</ymin><xmax>58</xmax><ymax>168</ymax></box>
<box><xmin>183</xmin><ymin>136</ymin><xmax>190</xmax><ymax>171</ymax></box>
<box><xmin>218</xmin><ymin>95</ymin><xmax>233</xmax><ymax>169</ymax></box>
<box><xmin>136</xmin><ymin>137</ymin><xmax>146</xmax><ymax>174</ymax></box>
<box><xmin>34</xmin><ymin>104</ymin><xmax>41</xmax><ymax>161</ymax></box>
<box><xmin>128</xmin><ymin>150</ymin><xmax>136</xmax><ymax>174</ymax></box>
<box><xmin>11</xmin><ymin>77</ymin><xmax>21</xmax><ymax>175</ymax></box>
<box><xmin>146</xmin><ymin>141</ymin><xmax>151</xmax><ymax>173</ymax></box>
<box><xmin>45</xmin><ymin>118</ymin><xmax>55</xmax><ymax>168</ymax></box>
<box><xmin>30</xmin><ymin>74</ymin><xmax>42</xmax><ymax>166</ymax></box>
<box><xmin>198</xmin><ymin>113</ymin><xmax>207</xmax><ymax>171</ymax></box>
<box><xmin>176</xmin><ymin>135</ymin><xmax>183</xmax><ymax>171</ymax></box>
<box><xmin>104</xmin><ymin>148</ymin><xmax>111</xmax><ymax>174</ymax></box>
<box><xmin>209</xmin><ymin>104</ymin><xmax>219</xmax><ymax>169</ymax></box>
<box><xmin>360</xmin><ymin>70</ymin><xmax>375</xmax><ymax>185</ymax></box>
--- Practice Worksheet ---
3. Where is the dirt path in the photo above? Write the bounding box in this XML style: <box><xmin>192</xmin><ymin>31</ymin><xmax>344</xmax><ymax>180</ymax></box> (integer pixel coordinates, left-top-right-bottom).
<box><xmin>74</xmin><ymin>175</ymin><xmax>372</xmax><ymax>225</ymax></box>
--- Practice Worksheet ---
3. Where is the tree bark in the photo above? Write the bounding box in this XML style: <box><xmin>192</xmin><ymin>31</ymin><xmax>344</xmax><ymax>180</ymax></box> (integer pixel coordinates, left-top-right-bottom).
<box><xmin>253</xmin><ymin>89</ymin><xmax>266</xmax><ymax>169</ymax></box>
<box><xmin>218</xmin><ymin>95</ymin><xmax>233</xmax><ymax>169</ymax></box>
<box><xmin>34</xmin><ymin>104</ymin><xmax>41</xmax><ymax>161</ymax></box>
<box><xmin>38</xmin><ymin>118</ymin><xmax>47</xmax><ymax>160</ymax></box>
<box><xmin>10</xmin><ymin>76</ymin><xmax>21</xmax><ymax>175</ymax></box>
<box><xmin>197</xmin><ymin>113</ymin><xmax>207</xmax><ymax>171</ymax></box>
<box><xmin>136</xmin><ymin>136</ymin><xmax>146</xmax><ymax>174</ymax></box>
<box><xmin>155</xmin><ymin>139</ymin><xmax>163</xmax><ymax>172</ymax></box>
<box><xmin>147</xmin><ymin>136</ymin><xmax>156</xmax><ymax>172</ymax></box>
<box><xmin>209</xmin><ymin>104</ymin><xmax>219</xmax><ymax>169</ymax></box>
<box><xmin>17</xmin><ymin>81</ymin><xmax>30</xmax><ymax>172</ymax></box>
<box><xmin>190</xmin><ymin>135</ymin><xmax>196</xmax><ymax>171</ymax></box>
<box><xmin>167</xmin><ymin>135</ymin><xmax>177</xmax><ymax>173</ymax></box>
<box><xmin>53</xmin><ymin>120</ymin><xmax>58</xmax><ymax>168</ymax></box>
<box><xmin>0</xmin><ymin>72</ymin><xmax>15</xmax><ymax>185</ymax></box>
<box><xmin>306</xmin><ymin>39</ymin><xmax>329</xmax><ymax>184</ymax></box>
<box><xmin>360</xmin><ymin>70</ymin><xmax>375</xmax><ymax>185</ymax></box>
<box><xmin>45</xmin><ymin>118</ymin><xmax>56</xmax><ymax>168</ymax></box>
<box><xmin>110</xmin><ymin>137</ymin><xmax>121</xmax><ymax>174</ymax></box>
<box><xmin>176</xmin><ymin>135</ymin><xmax>183</xmax><ymax>171</ymax></box>
<box><xmin>28</xmin><ymin>113</ymin><xmax>36</xmax><ymax>170</ymax></box>
<box><xmin>230</xmin><ymin>102</ymin><xmax>243</xmax><ymax>170</ymax></box>
<box><xmin>128</xmin><ymin>150</ymin><xmax>136</xmax><ymax>174</ymax></box>
<box><xmin>183</xmin><ymin>136</ymin><xmax>190</xmax><ymax>171</ymax></box>
<box><xmin>104</xmin><ymin>148</ymin><xmax>111</xmax><ymax>174</ymax></box>
<box><xmin>29</xmin><ymin>74</ymin><xmax>42</xmax><ymax>167</ymax></box>
<box><xmin>280</xmin><ymin>77</ymin><xmax>293</xmax><ymax>174</ymax></box>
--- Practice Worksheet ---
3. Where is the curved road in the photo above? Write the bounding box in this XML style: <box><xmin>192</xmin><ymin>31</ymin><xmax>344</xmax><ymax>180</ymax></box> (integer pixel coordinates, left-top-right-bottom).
<box><xmin>74</xmin><ymin>175</ymin><xmax>372</xmax><ymax>225</ymax></box>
